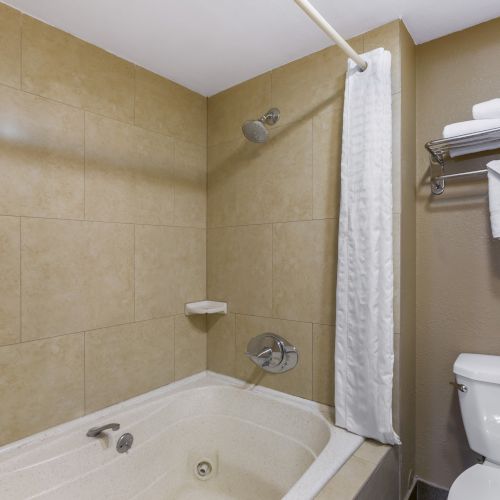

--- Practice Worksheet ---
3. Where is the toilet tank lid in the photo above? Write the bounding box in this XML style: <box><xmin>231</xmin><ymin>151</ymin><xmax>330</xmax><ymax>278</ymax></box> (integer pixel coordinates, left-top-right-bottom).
<box><xmin>454</xmin><ymin>354</ymin><xmax>500</xmax><ymax>383</ymax></box>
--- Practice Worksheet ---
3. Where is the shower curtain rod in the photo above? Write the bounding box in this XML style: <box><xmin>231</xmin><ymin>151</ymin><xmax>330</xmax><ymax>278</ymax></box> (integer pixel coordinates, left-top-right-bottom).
<box><xmin>294</xmin><ymin>0</ymin><xmax>368</xmax><ymax>71</ymax></box>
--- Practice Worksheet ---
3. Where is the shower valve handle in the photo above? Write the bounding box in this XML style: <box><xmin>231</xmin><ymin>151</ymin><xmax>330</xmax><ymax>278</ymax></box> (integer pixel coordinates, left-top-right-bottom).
<box><xmin>245</xmin><ymin>333</ymin><xmax>298</xmax><ymax>374</ymax></box>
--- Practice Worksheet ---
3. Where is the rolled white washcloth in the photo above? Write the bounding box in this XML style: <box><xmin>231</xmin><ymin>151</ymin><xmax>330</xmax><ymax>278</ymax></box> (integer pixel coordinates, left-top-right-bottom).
<box><xmin>487</xmin><ymin>161</ymin><xmax>500</xmax><ymax>239</ymax></box>
<box><xmin>473</xmin><ymin>98</ymin><xmax>500</xmax><ymax>120</ymax></box>
<box><xmin>442</xmin><ymin>119</ymin><xmax>500</xmax><ymax>158</ymax></box>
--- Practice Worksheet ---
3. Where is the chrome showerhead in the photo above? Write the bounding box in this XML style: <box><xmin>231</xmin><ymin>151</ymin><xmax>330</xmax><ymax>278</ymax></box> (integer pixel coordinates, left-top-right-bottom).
<box><xmin>242</xmin><ymin>119</ymin><xmax>268</xmax><ymax>143</ymax></box>
<box><xmin>242</xmin><ymin>108</ymin><xmax>280</xmax><ymax>143</ymax></box>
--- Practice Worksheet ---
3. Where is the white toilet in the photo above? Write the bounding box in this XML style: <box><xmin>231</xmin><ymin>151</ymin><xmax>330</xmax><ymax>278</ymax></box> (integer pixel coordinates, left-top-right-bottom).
<box><xmin>449</xmin><ymin>353</ymin><xmax>500</xmax><ymax>500</ymax></box>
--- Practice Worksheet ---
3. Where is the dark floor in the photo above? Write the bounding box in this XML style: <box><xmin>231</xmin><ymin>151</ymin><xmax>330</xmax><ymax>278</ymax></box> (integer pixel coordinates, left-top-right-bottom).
<box><xmin>409</xmin><ymin>480</ymin><xmax>449</xmax><ymax>500</ymax></box>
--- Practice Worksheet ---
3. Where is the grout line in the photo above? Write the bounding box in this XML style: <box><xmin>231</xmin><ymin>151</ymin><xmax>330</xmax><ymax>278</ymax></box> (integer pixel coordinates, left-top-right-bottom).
<box><xmin>0</xmin><ymin>212</ymin><xmax>206</xmax><ymax>230</ymax></box>
<box><xmin>310</xmin><ymin>321</ymin><xmax>315</xmax><ymax>400</ymax></box>
<box><xmin>173</xmin><ymin>315</ymin><xmax>176</xmax><ymax>381</ymax></box>
<box><xmin>172</xmin><ymin>141</ymin><xmax>177</xmax><ymax>226</ymax></box>
<box><xmin>232</xmin><ymin>313</ymin><xmax>237</xmax><ymax>372</ymax></box>
<box><xmin>83</xmin><ymin>112</ymin><xmax>86</xmax><ymax>219</ymax></box>
<box><xmin>19</xmin><ymin>14</ymin><xmax>23</xmax><ymax>90</ymax></box>
<box><xmin>228</xmin><ymin>310</ymin><xmax>334</xmax><ymax>328</ymax></box>
<box><xmin>207</xmin><ymin>217</ymin><xmax>338</xmax><ymax>231</ymax></box>
<box><xmin>311</xmin><ymin>116</ymin><xmax>315</xmax><ymax>219</ymax></box>
<box><xmin>133</xmin><ymin>224</ymin><xmax>136</xmax><ymax>322</ymax></box>
<box><xmin>18</xmin><ymin>217</ymin><xmax>22</xmax><ymax>343</ymax></box>
<box><xmin>133</xmin><ymin>65</ymin><xmax>137</xmax><ymax>125</ymax></box>
<box><xmin>3</xmin><ymin>329</ymin><xmax>86</xmax><ymax>349</ymax></box>
<box><xmin>205</xmin><ymin>108</ymin><xmax>209</xmax><ymax>302</ymax></box>
<box><xmin>0</xmin><ymin>314</ymin><xmax>183</xmax><ymax>348</ymax></box>
<box><xmin>0</xmin><ymin>82</ymin><xmax>204</xmax><ymax>149</ymax></box>
<box><xmin>83</xmin><ymin>331</ymin><xmax>86</xmax><ymax>413</ymax></box>
<box><xmin>271</xmin><ymin>223</ymin><xmax>274</xmax><ymax>316</ymax></box>
<box><xmin>270</xmin><ymin>70</ymin><xmax>274</xmax><ymax>104</ymax></box>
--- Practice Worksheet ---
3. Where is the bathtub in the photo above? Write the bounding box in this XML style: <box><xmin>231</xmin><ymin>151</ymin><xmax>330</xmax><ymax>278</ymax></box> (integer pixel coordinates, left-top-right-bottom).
<box><xmin>0</xmin><ymin>371</ymin><xmax>363</xmax><ymax>499</ymax></box>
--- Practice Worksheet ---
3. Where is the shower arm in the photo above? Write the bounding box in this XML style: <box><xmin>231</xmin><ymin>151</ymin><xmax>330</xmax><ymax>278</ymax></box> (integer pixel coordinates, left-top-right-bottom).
<box><xmin>293</xmin><ymin>0</ymin><xmax>368</xmax><ymax>72</ymax></box>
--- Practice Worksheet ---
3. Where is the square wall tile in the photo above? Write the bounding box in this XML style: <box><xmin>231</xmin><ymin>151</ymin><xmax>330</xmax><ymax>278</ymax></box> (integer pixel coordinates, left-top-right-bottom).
<box><xmin>392</xmin><ymin>92</ymin><xmax>402</xmax><ymax>214</ymax></box>
<box><xmin>207</xmin><ymin>138</ymin><xmax>245</xmax><ymax>228</ymax></box>
<box><xmin>313</xmin><ymin>102</ymin><xmax>343</xmax><ymax>219</ymax></box>
<box><xmin>313</xmin><ymin>324</ymin><xmax>335</xmax><ymax>406</ymax></box>
<box><xmin>208</xmin><ymin>122</ymin><xmax>313</xmax><ymax>227</ymax></box>
<box><xmin>273</xmin><ymin>219</ymin><xmax>338</xmax><ymax>325</ymax></box>
<box><xmin>235</xmin><ymin>315</ymin><xmax>313</xmax><ymax>400</ymax></box>
<box><xmin>0</xmin><ymin>4</ymin><xmax>21</xmax><ymax>88</ymax></box>
<box><xmin>135</xmin><ymin>225</ymin><xmax>206</xmax><ymax>320</ymax></box>
<box><xmin>208</xmin><ymin>73</ymin><xmax>271</xmax><ymax>146</ymax></box>
<box><xmin>174</xmin><ymin>315</ymin><xmax>207</xmax><ymax>380</ymax></box>
<box><xmin>21</xmin><ymin>218</ymin><xmax>134</xmax><ymax>340</ymax></box>
<box><xmin>207</xmin><ymin>225</ymin><xmax>272</xmax><ymax>317</ymax></box>
<box><xmin>207</xmin><ymin>313</ymin><xmax>236</xmax><ymax>377</ymax></box>
<box><xmin>85</xmin><ymin>113</ymin><xmax>175</xmax><ymax>225</ymax></box>
<box><xmin>363</xmin><ymin>20</ymin><xmax>401</xmax><ymax>94</ymax></box>
<box><xmin>174</xmin><ymin>140</ymin><xmax>207</xmax><ymax>228</ymax></box>
<box><xmin>135</xmin><ymin>67</ymin><xmax>206</xmax><ymax>146</ymax></box>
<box><xmin>0</xmin><ymin>333</ymin><xmax>84</xmax><ymax>446</ymax></box>
<box><xmin>85</xmin><ymin>318</ymin><xmax>174</xmax><ymax>412</ymax></box>
<box><xmin>0</xmin><ymin>217</ymin><xmax>20</xmax><ymax>346</ymax></box>
<box><xmin>271</xmin><ymin>40</ymin><xmax>362</xmax><ymax>127</ymax></box>
<box><xmin>22</xmin><ymin>16</ymin><xmax>135</xmax><ymax>122</ymax></box>
<box><xmin>235</xmin><ymin>120</ymin><xmax>313</xmax><ymax>225</ymax></box>
<box><xmin>0</xmin><ymin>85</ymin><xmax>84</xmax><ymax>219</ymax></box>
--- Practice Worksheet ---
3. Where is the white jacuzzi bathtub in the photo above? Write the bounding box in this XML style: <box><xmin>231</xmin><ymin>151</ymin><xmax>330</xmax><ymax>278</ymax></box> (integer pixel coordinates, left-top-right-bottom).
<box><xmin>0</xmin><ymin>372</ymin><xmax>363</xmax><ymax>500</ymax></box>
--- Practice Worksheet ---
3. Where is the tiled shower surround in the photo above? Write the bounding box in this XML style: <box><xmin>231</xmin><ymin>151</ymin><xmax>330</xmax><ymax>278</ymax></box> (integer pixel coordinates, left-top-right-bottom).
<box><xmin>206</xmin><ymin>21</ymin><xmax>416</xmax><ymax>495</ymax></box>
<box><xmin>0</xmin><ymin>5</ymin><xmax>416</xmax><ymax>496</ymax></box>
<box><xmin>0</xmin><ymin>3</ymin><xmax>207</xmax><ymax>445</ymax></box>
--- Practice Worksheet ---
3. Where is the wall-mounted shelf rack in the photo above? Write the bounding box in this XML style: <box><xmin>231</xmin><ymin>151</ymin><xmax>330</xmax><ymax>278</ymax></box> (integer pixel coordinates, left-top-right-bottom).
<box><xmin>425</xmin><ymin>127</ymin><xmax>500</xmax><ymax>195</ymax></box>
<box><xmin>184</xmin><ymin>301</ymin><xmax>227</xmax><ymax>316</ymax></box>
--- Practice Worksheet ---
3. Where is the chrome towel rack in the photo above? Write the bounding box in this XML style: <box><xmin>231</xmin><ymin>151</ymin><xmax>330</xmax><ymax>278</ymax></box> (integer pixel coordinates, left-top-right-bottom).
<box><xmin>426</xmin><ymin>127</ymin><xmax>500</xmax><ymax>195</ymax></box>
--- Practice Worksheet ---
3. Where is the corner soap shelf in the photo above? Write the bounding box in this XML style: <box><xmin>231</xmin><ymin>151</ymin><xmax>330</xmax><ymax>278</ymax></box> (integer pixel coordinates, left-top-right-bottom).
<box><xmin>184</xmin><ymin>301</ymin><xmax>227</xmax><ymax>316</ymax></box>
<box><xmin>426</xmin><ymin>127</ymin><xmax>500</xmax><ymax>195</ymax></box>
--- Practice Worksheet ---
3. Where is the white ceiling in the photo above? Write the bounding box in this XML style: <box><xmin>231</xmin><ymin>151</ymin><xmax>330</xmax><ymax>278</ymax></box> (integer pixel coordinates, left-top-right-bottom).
<box><xmin>4</xmin><ymin>0</ymin><xmax>500</xmax><ymax>96</ymax></box>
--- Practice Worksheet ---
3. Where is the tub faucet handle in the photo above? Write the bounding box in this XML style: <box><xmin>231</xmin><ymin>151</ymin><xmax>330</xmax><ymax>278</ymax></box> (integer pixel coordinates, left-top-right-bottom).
<box><xmin>245</xmin><ymin>347</ymin><xmax>273</xmax><ymax>360</ymax></box>
<box><xmin>245</xmin><ymin>333</ymin><xmax>298</xmax><ymax>373</ymax></box>
<box><xmin>86</xmin><ymin>423</ymin><xmax>120</xmax><ymax>437</ymax></box>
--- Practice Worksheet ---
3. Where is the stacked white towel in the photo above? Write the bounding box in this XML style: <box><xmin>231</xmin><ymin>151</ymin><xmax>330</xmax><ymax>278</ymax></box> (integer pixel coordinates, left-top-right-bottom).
<box><xmin>443</xmin><ymin>119</ymin><xmax>500</xmax><ymax>138</ymax></box>
<box><xmin>443</xmin><ymin>119</ymin><xmax>500</xmax><ymax>157</ymax></box>
<box><xmin>473</xmin><ymin>98</ymin><xmax>500</xmax><ymax>119</ymax></box>
<box><xmin>441</xmin><ymin>102</ymin><xmax>500</xmax><ymax>239</ymax></box>
<box><xmin>487</xmin><ymin>161</ymin><xmax>500</xmax><ymax>239</ymax></box>
<box><xmin>441</xmin><ymin>98</ymin><xmax>500</xmax><ymax>157</ymax></box>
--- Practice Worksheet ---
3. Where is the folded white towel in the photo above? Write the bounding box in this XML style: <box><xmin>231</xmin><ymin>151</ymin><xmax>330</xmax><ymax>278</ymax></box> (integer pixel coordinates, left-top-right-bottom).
<box><xmin>450</xmin><ymin>140</ymin><xmax>500</xmax><ymax>158</ymax></box>
<box><xmin>473</xmin><ymin>98</ymin><xmax>500</xmax><ymax>120</ymax></box>
<box><xmin>442</xmin><ymin>119</ymin><xmax>500</xmax><ymax>158</ymax></box>
<box><xmin>443</xmin><ymin>119</ymin><xmax>500</xmax><ymax>138</ymax></box>
<box><xmin>487</xmin><ymin>161</ymin><xmax>500</xmax><ymax>239</ymax></box>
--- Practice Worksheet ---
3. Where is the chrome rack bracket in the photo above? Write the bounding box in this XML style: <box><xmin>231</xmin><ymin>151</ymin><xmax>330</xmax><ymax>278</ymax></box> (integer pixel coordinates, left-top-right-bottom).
<box><xmin>430</xmin><ymin>153</ymin><xmax>445</xmax><ymax>195</ymax></box>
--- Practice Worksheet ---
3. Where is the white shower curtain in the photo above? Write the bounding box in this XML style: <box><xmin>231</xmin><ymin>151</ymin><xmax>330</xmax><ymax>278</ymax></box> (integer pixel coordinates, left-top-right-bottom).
<box><xmin>334</xmin><ymin>48</ymin><xmax>400</xmax><ymax>445</ymax></box>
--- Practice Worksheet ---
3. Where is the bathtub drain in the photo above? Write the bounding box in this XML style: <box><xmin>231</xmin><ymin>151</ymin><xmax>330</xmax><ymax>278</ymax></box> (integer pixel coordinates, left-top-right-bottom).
<box><xmin>195</xmin><ymin>461</ymin><xmax>212</xmax><ymax>480</ymax></box>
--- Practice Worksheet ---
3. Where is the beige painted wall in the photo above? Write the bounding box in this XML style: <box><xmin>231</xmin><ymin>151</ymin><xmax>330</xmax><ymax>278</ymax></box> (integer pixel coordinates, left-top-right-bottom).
<box><xmin>206</xmin><ymin>20</ymin><xmax>416</xmax><ymax>498</ymax></box>
<box><xmin>0</xmin><ymin>3</ymin><xmax>207</xmax><ymax>446</ymax></box>
<box><xmin>416</xmin><ymin>17</ymin><xmax>500</xmax><ymax>488</ymax></box>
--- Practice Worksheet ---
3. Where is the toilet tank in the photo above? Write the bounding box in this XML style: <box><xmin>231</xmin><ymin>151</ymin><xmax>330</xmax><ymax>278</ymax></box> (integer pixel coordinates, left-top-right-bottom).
<box><xmin>454</xmin><ymin>354</ymin><xmax>500</xmax><ymax>464</ymax></box>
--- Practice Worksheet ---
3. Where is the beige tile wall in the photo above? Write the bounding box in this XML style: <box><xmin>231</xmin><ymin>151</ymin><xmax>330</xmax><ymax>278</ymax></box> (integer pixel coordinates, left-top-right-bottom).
<box><xmin>207</xmin><ymin>20</ymin><xmax>407</xmax><ymax>409</ymax></box>
<box><xmin>0</xmin><ymin>5</ymin><xmax>207</xmax><ymax>446</ymax></box>
<box><xmin>0</xmin><ymin>7</ymin><xmax>414</xmax><ymax>484</ymax></box>
<box><xmin>206</xmin><ymin>20</ymin><xmax>415</xmax><ymax>499</ymax></box>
